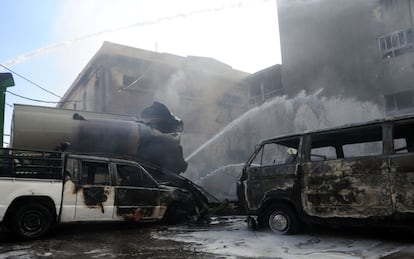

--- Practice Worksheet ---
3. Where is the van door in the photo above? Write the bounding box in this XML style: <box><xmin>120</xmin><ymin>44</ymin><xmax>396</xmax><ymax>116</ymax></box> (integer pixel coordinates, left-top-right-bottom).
<box><xmin>244</xmin><ymin>141</ymin><xmax>300</xmax><ymax>211</ymax></box>
<box><xmin>75</xmin><ymin>160</ymin><xmax>115</xmax><ymax>221</ymax></box>
<box><xmin>302</xmin><ymin>135</ymin><xmax>392</xmax><ymax>218</ymax></box>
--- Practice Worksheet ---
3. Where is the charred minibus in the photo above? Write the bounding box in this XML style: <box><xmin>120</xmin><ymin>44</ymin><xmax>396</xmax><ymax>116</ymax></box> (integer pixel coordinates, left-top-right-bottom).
<box><xmin>237</xmin><ymin>114</ymin><xmax>414</xmax><ymax>234</ymax></box>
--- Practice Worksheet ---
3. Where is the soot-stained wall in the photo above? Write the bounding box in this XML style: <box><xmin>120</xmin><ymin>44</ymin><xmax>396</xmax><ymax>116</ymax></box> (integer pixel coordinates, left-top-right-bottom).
<box><xmin>278</xmin><ymin>0</ymin><xmax>414</xmax><ymax>104</ymax></box>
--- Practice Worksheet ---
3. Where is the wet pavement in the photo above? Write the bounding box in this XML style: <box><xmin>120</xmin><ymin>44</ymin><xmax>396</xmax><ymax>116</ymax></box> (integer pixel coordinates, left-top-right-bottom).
<box><xmin>0</xmin><ymin>222</ymin><xmax>217</xmax><ymax>258</ymax></box>
<box><xmin>0</xmin><ymin>217</ymin><xmax>413</xmax><ymax>258</ymax></box>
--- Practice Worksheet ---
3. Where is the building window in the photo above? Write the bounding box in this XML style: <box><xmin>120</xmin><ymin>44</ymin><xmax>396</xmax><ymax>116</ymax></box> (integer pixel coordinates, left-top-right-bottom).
<box><xmin>378</xmin><ymin>28</ymin><xmax>414</xmax><ymax>59</ymax></box>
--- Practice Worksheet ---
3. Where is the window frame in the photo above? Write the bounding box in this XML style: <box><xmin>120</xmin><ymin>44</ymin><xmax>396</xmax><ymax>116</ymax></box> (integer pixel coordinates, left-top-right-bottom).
<box><xmin>378</xmin><ymin>28</ymin><xmax>414</xmax><ymax>59</ymax></box>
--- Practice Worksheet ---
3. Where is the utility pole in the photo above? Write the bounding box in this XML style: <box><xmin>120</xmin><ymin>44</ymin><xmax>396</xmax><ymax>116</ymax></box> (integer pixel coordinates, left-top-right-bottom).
<box><xmin>0</xmin><ymin>73</ymin><xmax>14</xmax><ymax>147</ymax></box>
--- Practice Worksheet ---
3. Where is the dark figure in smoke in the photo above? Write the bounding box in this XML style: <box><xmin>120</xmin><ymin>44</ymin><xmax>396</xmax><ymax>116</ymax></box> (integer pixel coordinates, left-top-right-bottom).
<box><xmin>140</xmin><ymin>102</ymin><xmax>183</xmax><ymax>134</ymax></box>
<box><xmin>137</xmin><ymin>102</ymin><xmax>187</xmax><ymax>174</ymax></box>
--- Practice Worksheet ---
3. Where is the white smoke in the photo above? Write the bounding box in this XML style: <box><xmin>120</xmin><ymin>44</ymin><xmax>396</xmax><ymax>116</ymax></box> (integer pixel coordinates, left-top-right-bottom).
<box><xmin>185</xmin><ymin>91</ymin><xmax>385</xmax><ymax>190</ymax></box>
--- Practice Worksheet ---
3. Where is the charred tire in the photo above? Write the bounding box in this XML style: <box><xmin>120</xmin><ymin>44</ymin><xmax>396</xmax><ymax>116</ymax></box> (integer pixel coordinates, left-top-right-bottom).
<box><xmin>9</xmin><ymin>203</ymin><xmax>53</xmax><ymax>240</ymax></box>
<box><xmin>264</xmin><ymin>204</ymin><xmax>299</xmax><ymax>235</ymax></box>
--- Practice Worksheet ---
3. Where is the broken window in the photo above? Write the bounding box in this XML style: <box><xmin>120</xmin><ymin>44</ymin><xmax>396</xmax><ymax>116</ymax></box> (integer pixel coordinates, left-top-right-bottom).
<box><xmin>394</xmin><ymin>138</ymin><xmax>408</xmax><ymax>153</ymax></box>
<box><xmin>117</xmin><ymin>164</ymin><xmax>143</xmax><ymax>187</ymax></box>
<box><xmin>343</xmin><ymin>141</ymin><xmax>383</xmax><ymax>158</ymax></box>
<box><xmin>308</xmin><ymin>125</ymin><xmax>383</xmax><ymax>159</ymax></box>
<box><xmin>81</xmin><ymin>161</ymin><xmax>110</xmax><ymax>185</ymax></box>
<box><xmin>311</xmin><ymin>146</ymin><xmax>337</xmax><ymax>161</ymax></box>
<box><xmin>251</xmin><ymin>139</ymin><xmax>299</xmax><ymax>167</ymax></box>
<box><xmin>393</xmin><ymin>121</ymin><xmax>414</xmax><ymax>153</ymax></box>
<box><xmin>116</xmin><ymin>164</ymin><xmax>158</xmax><ymax>188</ymax></box>
<box><xmin>65</xmin><ymin>159</ymin><xmax>80</xmax><ymax>182</ymax></box>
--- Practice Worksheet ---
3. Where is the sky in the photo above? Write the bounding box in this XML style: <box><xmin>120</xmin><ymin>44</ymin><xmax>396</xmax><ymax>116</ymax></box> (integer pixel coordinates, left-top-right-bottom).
<box><xmin>0</xmin><ymin>0</ymin><xmax>281</xmax><ymax>145</ymax></box>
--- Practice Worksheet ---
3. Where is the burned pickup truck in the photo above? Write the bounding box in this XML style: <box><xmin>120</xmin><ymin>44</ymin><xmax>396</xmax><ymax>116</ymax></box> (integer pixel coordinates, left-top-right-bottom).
<box><xmin>0</xmin><ymin>148</ymin><xmax>202</xmax><ymax>239</ymax></box>
<box><xmin>238</xmin><ymin>113</ymin><xmax>414</xmax><ymax>234</ymax></box>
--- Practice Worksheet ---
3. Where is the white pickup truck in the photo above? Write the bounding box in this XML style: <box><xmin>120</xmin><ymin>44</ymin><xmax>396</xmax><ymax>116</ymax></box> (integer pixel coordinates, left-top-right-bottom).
<box><xmin>0</xmin><ymin>148</ymin><xmax>196</xmax><ymax>239</ymax></box>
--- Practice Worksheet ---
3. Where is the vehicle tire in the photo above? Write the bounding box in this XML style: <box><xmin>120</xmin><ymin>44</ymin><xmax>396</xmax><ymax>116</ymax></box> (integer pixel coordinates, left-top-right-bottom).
<box><xmin>264</xmin><ymin>204</ymin><xmax>300</xmax><ymax>235</ymax></box>
<box><xmin>9</xmin><ymin>203</ymin><xmax>53</xmax><ymax>240</ymax></box>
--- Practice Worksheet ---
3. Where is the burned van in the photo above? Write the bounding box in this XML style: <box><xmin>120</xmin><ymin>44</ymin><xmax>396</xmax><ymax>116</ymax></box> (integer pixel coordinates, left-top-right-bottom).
<box><xmin>237</xmin><ymin>114</ymin><xmax>414</xmax><ymax>234</ymax></box>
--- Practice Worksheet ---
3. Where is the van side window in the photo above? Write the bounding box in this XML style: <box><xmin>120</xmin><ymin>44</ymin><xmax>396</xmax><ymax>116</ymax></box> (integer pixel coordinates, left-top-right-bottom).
<box><xmin>81</xmin><ymin>161</ymin><xmax>110</xmax><ymax>185</ymax></box>
<box><xmin>393</xmin><ymin>122</ymin><xmax>414</xmax><ymax>153</ymax></box>
<box><xmin>311</xmin><ymin>146</ymin><xmax>337</xmax><ymax>161</ymax></box>
<box><xmin>343</xmin><ymin>141</ymin><xmax>383</xmax><ymax>158</ymax></box>
<box><xmin>253</xmin><ymin>142</ymin><xmax>298</xmax><ymax>166</ymax></box>
<box><xmin>394</xmin><ymin>138</ymin><xmax>408</xmax><ymax>153</ymax></box>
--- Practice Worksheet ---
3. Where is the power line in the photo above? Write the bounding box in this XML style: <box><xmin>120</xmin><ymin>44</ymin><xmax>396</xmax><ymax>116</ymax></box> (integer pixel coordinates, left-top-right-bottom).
<box><xmin>5</xmin><ymin>103</ymin><xmax>13</xmax><ymax>108</ymax></box>
<box><xmin>0</xmin><ymin>63</ymin><xmax>62</xmax><ymax>98</ymax></box>
<box><xmin>6</xmin><ymin>90</ymin><xmax>78</xmax><ymax>104</ymax></box>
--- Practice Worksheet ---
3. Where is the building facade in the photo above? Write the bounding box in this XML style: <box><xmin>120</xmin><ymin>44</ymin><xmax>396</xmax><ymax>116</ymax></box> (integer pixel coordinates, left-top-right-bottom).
<box><xmin>277</xmin><ymin>0</ymin><xmax>414</xmax><ymax>114</ymax></box>
<box><xmin>59</xmin><ymin>42</ymin><xmax>249</xmax><ymax>156</ymax></box>
<box><xmin>245</xmin><ymin>64</ymin><xmax>283</xmax><ymax>107</ymax></box>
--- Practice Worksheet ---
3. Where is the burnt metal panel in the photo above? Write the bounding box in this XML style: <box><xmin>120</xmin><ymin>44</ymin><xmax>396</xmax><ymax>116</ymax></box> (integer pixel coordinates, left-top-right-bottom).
<box><xmin>302</xmin><ymin>156</ymin><xmax>392</xmax><ymax>218</ymax></box>
<box><xmin>389</xmin><ymin>153</ymin><xmax>414</xmax><ymax>213</ymax></box>
<box><xmin>82</xmin><ymin>187</ymin><xmax>110</xmax><ymax>213</ymax></box>
<box><xmin>245</xmin><ymin>164</ymin><xmax>299</xmax><ymax>211</ymax></box>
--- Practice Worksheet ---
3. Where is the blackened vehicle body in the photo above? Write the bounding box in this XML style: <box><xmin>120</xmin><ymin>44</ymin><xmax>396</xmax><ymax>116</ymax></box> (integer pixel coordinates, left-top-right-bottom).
<box><xmin>237</xmin><ymin>114</ymin><xmax>414</xmax><ymax>234</ymax></box>
<box><xmin>0</xmin><ymin>148</ymin><xmax>195</xmax><ymax>239</ymax></box>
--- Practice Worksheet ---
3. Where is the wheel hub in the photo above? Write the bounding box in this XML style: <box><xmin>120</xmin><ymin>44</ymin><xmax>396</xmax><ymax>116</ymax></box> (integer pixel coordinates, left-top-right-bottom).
<box><xmin>270</xmin><ymin>213</ymin><xmax>288</xmax><ymax>232</ymax></box>
<box><xmin>22</xmin><ymin>212</ymin><xmax>42</xmax><ymax>232</ymax></box>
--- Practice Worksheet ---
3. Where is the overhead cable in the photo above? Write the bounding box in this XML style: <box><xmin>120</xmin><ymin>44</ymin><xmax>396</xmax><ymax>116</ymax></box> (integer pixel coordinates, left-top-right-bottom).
<box><xmin>6</xmin><ymin>90</ymin><xmax>78</xmax><ymax>104</ymax></box>
<box><xmin>0</xmin><ymin>63</ymin><xmax>62</xmax><ymax>98</ymax></box>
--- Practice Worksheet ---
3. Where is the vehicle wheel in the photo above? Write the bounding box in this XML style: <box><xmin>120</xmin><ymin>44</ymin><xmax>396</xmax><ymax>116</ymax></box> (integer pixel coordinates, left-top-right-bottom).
<box><xmin>264</xmin><ymin>204</ymin><xmax>299</xmax><ymax>235</ymax></box>
<box><xmin>9</xmin><ymin>204</ymin><xmax>53</xmax><ymax>240</ymax></box>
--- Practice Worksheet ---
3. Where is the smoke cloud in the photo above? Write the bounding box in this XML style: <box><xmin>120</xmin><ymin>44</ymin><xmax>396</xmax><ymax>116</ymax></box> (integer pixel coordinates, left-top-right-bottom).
<box><xmin>186</xmin><ymin>91</ymin><xmax>384</xmax><ymax>201</ymax></box>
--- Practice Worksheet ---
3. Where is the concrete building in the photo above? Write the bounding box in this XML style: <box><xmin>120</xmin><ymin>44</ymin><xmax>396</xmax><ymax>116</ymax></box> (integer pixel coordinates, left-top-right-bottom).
<box><xmin>277</xmin><ymin>0</ymin><xmax>414</xmax><ymax>115</ymax></box>
<box><xmin>245</xmin><ymin>64</ymin><xmax>283</xmax><ymax>107</ymax></box>
<box><xmin>59</xmin><ymin>42</ymin><xmax>249</xmax><ymax>156</ymax></box>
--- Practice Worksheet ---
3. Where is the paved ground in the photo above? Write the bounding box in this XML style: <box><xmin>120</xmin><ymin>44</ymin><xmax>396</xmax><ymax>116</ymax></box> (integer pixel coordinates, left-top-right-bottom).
<box><xmin>0</xmin><ymin>217</ymin><xmax>413</xmax><ymax>258</ymax></box>
<box><xmin>0</xmin><ymin>222</ymin><xmax>218</xmax><ymax>258</ymax></box>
